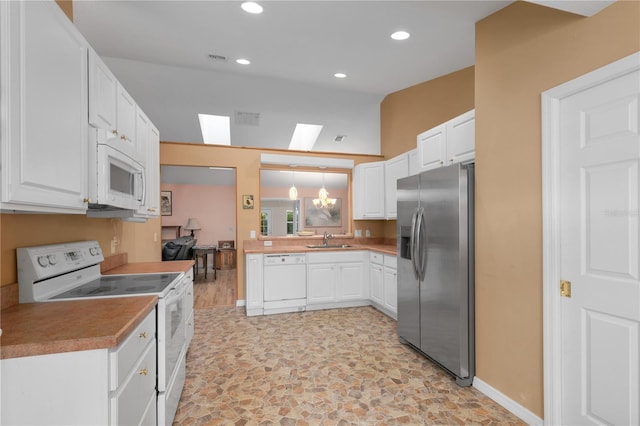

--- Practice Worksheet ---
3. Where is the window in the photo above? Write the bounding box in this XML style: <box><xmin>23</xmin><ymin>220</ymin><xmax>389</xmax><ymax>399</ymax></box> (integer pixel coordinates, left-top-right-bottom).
<box><xmin>260</xmin><ymin>210</ymin><xmax>272</xmax><ymax>236</ymax></box>
<box><xmin>286</xmin><ymin>210</ymin><xmax>294</xmax><ymax>235</ymax></box>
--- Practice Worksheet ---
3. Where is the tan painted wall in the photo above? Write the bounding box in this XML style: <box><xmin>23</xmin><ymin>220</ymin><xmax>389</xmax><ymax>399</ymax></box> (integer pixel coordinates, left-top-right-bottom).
<box><xmin>55</xmin><ymin>0</ymin><xmax>73</xmax><ymax>21</ymax></box>
<box><xmin>474</xmin><ymin>0</ymin><xmax>639</xmax><ymax>417</ymax></box>
<box><xmin>380</xmin><ymin>66</ymin><xmax>475</xmax><ymax>159</ymax></box>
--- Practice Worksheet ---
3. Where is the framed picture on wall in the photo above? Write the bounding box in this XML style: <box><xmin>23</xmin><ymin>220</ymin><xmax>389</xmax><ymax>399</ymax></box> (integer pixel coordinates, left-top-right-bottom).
<box><xmin>161</xmin><ymin>191</ymin><xmax>172</xmax><ymax>216</ymax></box>
<box><xmin>243</xmin><ymin>194</ymin><xmax>254</xmax><ymax>209</ymax></box>
<box><xmin>304</xmin><ymin>198</ymin><xmax>341</xmax><ymax>227</ymax></box>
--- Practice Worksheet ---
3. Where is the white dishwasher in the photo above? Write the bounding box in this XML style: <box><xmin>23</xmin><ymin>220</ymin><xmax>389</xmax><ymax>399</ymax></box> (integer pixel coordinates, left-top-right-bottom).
<box><xmin>263</xmin><ymin>253</ymin><xmax>307</xmax><ymax>314</ymax></box>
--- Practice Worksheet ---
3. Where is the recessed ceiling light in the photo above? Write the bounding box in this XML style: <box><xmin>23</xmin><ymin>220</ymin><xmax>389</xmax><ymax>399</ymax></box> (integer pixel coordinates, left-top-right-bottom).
<box><xmin>334</xmin><ymin>73</ymin><xmax>347</xmax><ymax>78</ymax></box>
<box><xmin>391</xmin><ymin>31</ymin><xmax>410</xmax><ymax>41</ymax></box>
<box><xmin>241</xmin><ymin>2</ymin><xmax>263</xmax><ymax>14</ymax></box>
<box><xmin>236</xmin><ymin>58</ymin><xmax>251</xmax><ymax>65</ymax></box>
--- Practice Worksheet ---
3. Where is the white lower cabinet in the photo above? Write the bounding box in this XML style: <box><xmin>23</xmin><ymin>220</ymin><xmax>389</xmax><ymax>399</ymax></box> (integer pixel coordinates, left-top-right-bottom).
<box><xmin>369</xmin><ymin>252</ymin><xmax>397</xmax><ymax>319</ymax></box>
<box><xmin>383</xmin><ymin>255</ymin><xmax>398</xmax><ymax>317</ymax></box>
<box><xmin>1</xmin><ymin>309</ymin><xmax>157</xmax><ymax>426</ymax></box>
<box><xmin>306</xmin><ymin>251</ymin><xmax>368</xmax><ymax>308</ymax></box>
<box><xmin>369</xmin><ymin>252</ymin><xmax>384</xmax><ymax>306</ymax></box>
<box><xmin>244</xmin><ymin>250</ymin><xmax>397</xmax><ymax>318</ymax></box>
<box><xmin>245</xmin><ymin>253</ymin><xmax>264</xmax><ymax>316</ymax></box>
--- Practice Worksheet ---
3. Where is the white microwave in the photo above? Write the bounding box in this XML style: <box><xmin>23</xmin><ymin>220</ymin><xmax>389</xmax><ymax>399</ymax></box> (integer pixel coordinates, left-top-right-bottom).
<box><xmin>88</xmin><ymin>128</ymin><xmax>146</xmax><ymax>211</ymax></box>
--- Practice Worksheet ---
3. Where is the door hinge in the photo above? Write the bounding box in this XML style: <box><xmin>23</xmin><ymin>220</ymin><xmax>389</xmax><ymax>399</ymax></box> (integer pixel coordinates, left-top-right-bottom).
<box><xmin>560</xmin><ymin>280</ymin><xmax>571</xmax><ymax>298</ymax></box>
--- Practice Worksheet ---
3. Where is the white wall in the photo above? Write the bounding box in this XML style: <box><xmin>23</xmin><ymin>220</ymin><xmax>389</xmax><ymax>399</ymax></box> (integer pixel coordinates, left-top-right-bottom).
<box><xmin>103</xmin><ymin>57</ymin><xmax>383</xmax><ymax>154</ymax></box>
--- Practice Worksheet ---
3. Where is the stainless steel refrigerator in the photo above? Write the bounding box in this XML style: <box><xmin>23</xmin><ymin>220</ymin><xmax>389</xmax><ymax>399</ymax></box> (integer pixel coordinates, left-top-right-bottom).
<box><xmin>397</xmin><ymin>163</ymin><xmax>474</xmax><ymax>386</ymax></box>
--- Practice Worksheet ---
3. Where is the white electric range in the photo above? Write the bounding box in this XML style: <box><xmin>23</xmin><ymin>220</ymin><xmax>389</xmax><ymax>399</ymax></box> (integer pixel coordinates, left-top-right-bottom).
<box><xmin>17</xmin><ymin>240</ymin><xmax>193</xmax><ymax>425</ymax></box>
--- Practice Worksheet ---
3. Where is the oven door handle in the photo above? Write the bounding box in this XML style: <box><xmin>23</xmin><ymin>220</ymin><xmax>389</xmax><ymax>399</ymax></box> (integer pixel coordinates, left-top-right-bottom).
<box><xmin>164</xmin><ymin>287</ymin><xmax>181</xmax><ymax>306</ymax></box>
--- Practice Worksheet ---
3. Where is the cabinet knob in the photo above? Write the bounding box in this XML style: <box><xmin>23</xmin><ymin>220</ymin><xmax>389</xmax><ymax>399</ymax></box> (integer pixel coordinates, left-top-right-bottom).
<box><xmin>440</xmin><ymin>161</ymin><xmax>444</xmax><ymax>165</ymax></box>
<box><xmin>139</xmin><ymin>331</ymin><xmax>147</xmax><ymax>339</ymax></box>
<box><xmin>138</xmin><ymin>368</ymin><xmax>148</xmax><ymax>376</ymax></box>
<box><xmin>83</xmin><ymin>198</ymin><xmax>90</xmax><ymax>203</ymax></box>
<box><xmin>112</xmin><ymin>129</ymin><xmax>118</xmax><ymax>136</ymax></box>
<box><xmin>120</xmin><ymin>135</ymin><xmax>127</xmax><ymax>141</ymax></box>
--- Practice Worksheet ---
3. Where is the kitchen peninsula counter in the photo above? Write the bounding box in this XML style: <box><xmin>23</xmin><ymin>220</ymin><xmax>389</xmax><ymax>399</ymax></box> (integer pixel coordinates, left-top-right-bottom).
<box><xmin>244</xmin><ymin>241</ymin><xmax>396</xmax><ymax>256</ymax></box>
<box><xmin>0</xmin><ymin>296</ymin><xmax>157</xmax><ymax>359</ymax></box>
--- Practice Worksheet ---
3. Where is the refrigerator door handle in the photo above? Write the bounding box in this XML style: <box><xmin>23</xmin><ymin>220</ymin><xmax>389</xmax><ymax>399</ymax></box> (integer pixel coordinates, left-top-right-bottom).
<box><xmin>416</xmin><ymin>207</ymin><xmax>427</xmax><ymax>281</ymax></box>
<box><xmin>410</xmin><ymin>208</ymin><xmax>420</xmax><ymax>280</ymax></box>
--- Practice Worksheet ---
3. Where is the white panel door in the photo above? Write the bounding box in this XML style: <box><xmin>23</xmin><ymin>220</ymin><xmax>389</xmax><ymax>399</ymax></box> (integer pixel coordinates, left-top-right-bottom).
<box><xmin>560</xmin><ymin>68</ymin><xmax>639</xmax><ymax>425</ymax></box>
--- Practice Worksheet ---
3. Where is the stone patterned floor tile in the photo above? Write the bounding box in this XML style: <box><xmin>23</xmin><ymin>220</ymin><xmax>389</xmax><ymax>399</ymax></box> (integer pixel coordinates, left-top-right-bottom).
<box><xmin>174</xmin><ymin>306</ymin><xmax>525</xmax><ymax>425</ymax></box>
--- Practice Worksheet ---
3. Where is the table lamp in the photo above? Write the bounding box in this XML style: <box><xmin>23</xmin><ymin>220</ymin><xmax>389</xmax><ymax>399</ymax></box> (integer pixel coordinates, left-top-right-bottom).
<box><xmin>184</xmin><ymin>218</ymin><xmax>201</xmax><ymax>237</ymax></box>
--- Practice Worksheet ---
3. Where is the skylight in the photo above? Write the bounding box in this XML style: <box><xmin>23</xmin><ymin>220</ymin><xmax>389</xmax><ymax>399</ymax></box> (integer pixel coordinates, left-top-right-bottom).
<box><xmin>198</xmin><ymin>114</ymin><xmax>231</xmax><ymax>145</ymax></box>
<box><xmin>288</xmin><ymin>123</ymin><xmax>323</xmax><ymax>151</ymax></box>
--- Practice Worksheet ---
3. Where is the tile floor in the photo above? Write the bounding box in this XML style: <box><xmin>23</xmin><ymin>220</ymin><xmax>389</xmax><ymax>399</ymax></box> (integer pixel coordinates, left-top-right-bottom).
<box><xmin>174</xmin><ymin>306</ymin><xmax>525</xmax><ymax>425</ymax></box>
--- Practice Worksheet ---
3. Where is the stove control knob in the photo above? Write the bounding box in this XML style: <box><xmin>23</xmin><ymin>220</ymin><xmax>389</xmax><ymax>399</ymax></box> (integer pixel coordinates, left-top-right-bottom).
<box><xmin>89</xmin><ymin>247</ymin><xmax>98</xmax><ymax>256</ymax></box>
<box><xmin>47</xmin><ymin>255</ymin><xmax>57</xmax><ymax>265</ymax></box>
<box><xmin>37</xmin><ymin>256</ymin><xmax>48</xmax><ymax>267</ymax></box>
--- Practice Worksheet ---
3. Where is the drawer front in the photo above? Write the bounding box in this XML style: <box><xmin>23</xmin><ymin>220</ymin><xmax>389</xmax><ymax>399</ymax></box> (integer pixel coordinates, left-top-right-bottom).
<box><xmin>185</xmin><ymin>309</ymin><xmax>195</xmax><ymax>348</ymax></box>
<box><xmin>110</xmin><ymin>309</ymin><xmax>156</xmax><ymax>390</ymax></box>
<box><xmin>384</xmin><ymin>254</ymin><xmax>397</xmax><ymax>269</ymax></box>
<box><xmin>307</xmin><ymin>250</ymin><xmax>366</xmax><ymax>264</ymax></box>
<box><xmin>369</xmin><ymin>252</ymin><xmax>383</xmax><ymax>265</ymax></box>
<box><xmin>185</xmin><ymin>268</ymin><xmax>194</xmax><ymax>282</ymax></box>
<box><xmin>111</xmin><ymin>340</ymin><xmax>157</xmax><ymax>426</ymax></box>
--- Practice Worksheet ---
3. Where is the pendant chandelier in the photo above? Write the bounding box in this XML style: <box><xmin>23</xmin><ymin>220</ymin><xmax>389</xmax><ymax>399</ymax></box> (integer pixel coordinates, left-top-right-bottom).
<box><xmin>313</xmin><ymin>173</ymin><xmax>336</xmax><ymax>208</ymax></box>
<box><xmin>288</xmin><ymin>170</ymin><xmax>298</xmax><ymax>200</ymax></box>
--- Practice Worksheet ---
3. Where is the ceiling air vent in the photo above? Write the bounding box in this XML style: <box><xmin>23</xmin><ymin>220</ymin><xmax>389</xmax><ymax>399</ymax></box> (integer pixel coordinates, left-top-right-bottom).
<box><xmin>333</xmin><ymin>135</ymin><xmax>347</xmax><ymax>142</ymax></box>
<box><xmin>208</xmin><ymin>54</ymin><xmax>227</xmax><ymax>61</ymax></box>
<box><xmin>235</xmin><ymin>111</ymin><xmax>260</xmax><ymax>126</ymax></box>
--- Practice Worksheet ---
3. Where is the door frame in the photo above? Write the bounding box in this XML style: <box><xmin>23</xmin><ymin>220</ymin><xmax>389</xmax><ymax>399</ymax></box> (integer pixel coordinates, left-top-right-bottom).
<box><xmin>541</xmin><ymin>51</ymin><xmax>640</xmax><ymax>425</ymax></box>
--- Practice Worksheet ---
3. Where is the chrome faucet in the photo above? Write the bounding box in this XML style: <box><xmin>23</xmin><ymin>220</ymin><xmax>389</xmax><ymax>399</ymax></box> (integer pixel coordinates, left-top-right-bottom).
<box><xmin>322</xmin><ymin>231</ymin><xmax>334</xmax><ymax>246</ymax></box>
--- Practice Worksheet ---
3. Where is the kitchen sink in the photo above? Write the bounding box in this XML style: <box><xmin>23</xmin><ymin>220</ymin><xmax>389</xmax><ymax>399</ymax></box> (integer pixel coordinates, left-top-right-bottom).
<box><xmin>306</xmin><ymin>244</ymin><xmax>352</xmax><ymax>249</ymax></box>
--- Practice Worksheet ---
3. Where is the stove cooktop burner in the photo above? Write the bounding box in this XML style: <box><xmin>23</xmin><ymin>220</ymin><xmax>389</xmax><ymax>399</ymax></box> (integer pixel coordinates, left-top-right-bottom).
<box><xmin>49</xmin><ymin>273</ymin><xmax>181</xmax><ymax>300</ymax></box>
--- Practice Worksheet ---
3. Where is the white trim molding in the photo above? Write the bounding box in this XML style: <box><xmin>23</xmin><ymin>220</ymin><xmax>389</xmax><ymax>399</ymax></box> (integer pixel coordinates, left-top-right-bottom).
<box><xmin>260</xmin><ymin>153</ymin><xmax>354</xmax><ymax>169</ymax></box>
<box><xmin>473</xmin><ymin>377</ymin><xmax>544</xmax><ymax>425</ymax></box>
<box><xmin>541</xmin><ymin>51</ymin><xmax>640</xmax><ymax>425</ymax></box>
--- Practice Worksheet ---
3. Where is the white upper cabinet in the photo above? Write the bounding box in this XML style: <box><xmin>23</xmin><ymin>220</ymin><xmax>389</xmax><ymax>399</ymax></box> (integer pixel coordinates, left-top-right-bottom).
<box><xmin>88</xmin><ymin>49</ymin><xmax>117</xmax><ymax>132</ymax></box>
<box><xmin>417</xmin><ymin>123</ymin><xmax>447</xmax><ymax>172</ymax></box>
<box><xmin>88</xmin><ymin>49</ymin><xmax>142</xmax><ymax>162</ymax></box>
<box><xmin>384</xmin><ymin>153</ymin><xmax>409</xmax><ymax>219</ymax></box>
<box><xmin>144</xmin><ymin>124</ymin><xmax>161</xmax><ymax>217</ymax></box>
<box><xmin>446</xmin><ymin>109</ymin><xmax>475</xmax><ymax>165</ymax></box>
<box><xmin>0</xmin><ymin>1</ymin><xmax>89</xmax><ymax>213</ymax></box>
<box><xmin>408</xmin><ymin>149</ymin><xmax>420</xmax><ymax>176</ymax></box>
<box><xmin>353</xmin><ymin>161</ymin><xmax>385</xmax><ymax>219</ymax></box>
<box><xmin>417</xmin><ymin>109</ymin><xmax>475</xmax><ymax>172</ymax></box>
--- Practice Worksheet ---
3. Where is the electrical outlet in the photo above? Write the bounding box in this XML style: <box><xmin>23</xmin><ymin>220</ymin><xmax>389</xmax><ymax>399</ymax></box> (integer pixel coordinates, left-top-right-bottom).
<box><xmin>250</xmin><ymin>230</ymin><xmax>256</xmax><ymax>239</ymax></box>
<box><xmin>110</xmin><ymin>239</ymin><xmax>117</xmax><ymax>254</ymax></box>
<box><xmin>355</xmin><ymin>229</ymin><xmax>362</xmax><ymax>237</ymax></box>
<box><xmin>365</xmin><ymin>229</ymin><xmax>371</xmax><ymax>238</ymax></box>
<box><xmin>153</xmin><ymin>232</ymin><xmax>158</xmax><ymax>242</ymax></box>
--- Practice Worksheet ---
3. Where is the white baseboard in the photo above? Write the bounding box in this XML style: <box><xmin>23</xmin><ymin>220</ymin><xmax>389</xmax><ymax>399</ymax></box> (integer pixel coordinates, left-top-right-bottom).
<box><xmin>473</xmin><ymin>376</ymin><xmax>543</xmax><ymax>425</ymax></box>
<box><xmin>236</xmin><ymin>299</ymin><xmax>245</xmax><ymax>307</ymax></box>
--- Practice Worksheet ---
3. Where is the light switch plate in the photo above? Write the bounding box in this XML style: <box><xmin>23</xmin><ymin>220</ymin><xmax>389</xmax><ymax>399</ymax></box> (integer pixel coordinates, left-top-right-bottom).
<box><xmin>250</xmin><ymin>230</ymin><xmax>256</xmax><ymax>239</ymax></box>
<box><xmin>264</xmin><ymin>241</ymin><xmax>272</xmax><ymax>247</ymax></box>
<box><xmin>355</xmin><ymin>229</ymin><xmax>362</xmax><ymax>237</ymax></box>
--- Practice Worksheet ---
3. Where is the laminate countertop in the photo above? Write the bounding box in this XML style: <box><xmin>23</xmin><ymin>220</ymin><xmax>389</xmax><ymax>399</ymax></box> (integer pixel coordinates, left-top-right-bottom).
<box><xmin>1</xmin><ymin>260</ymin><xmax>194</xmax><ymax>360</ymax></box>
<box><xmin>0</xmin><ymin>296</ymin><xmax>157</xmax><ymax>359</ymax></box>
<box><xmin>244</xmin><ymin>243</ymin><xmax>397</xmax><ymax>256</ymax></box>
